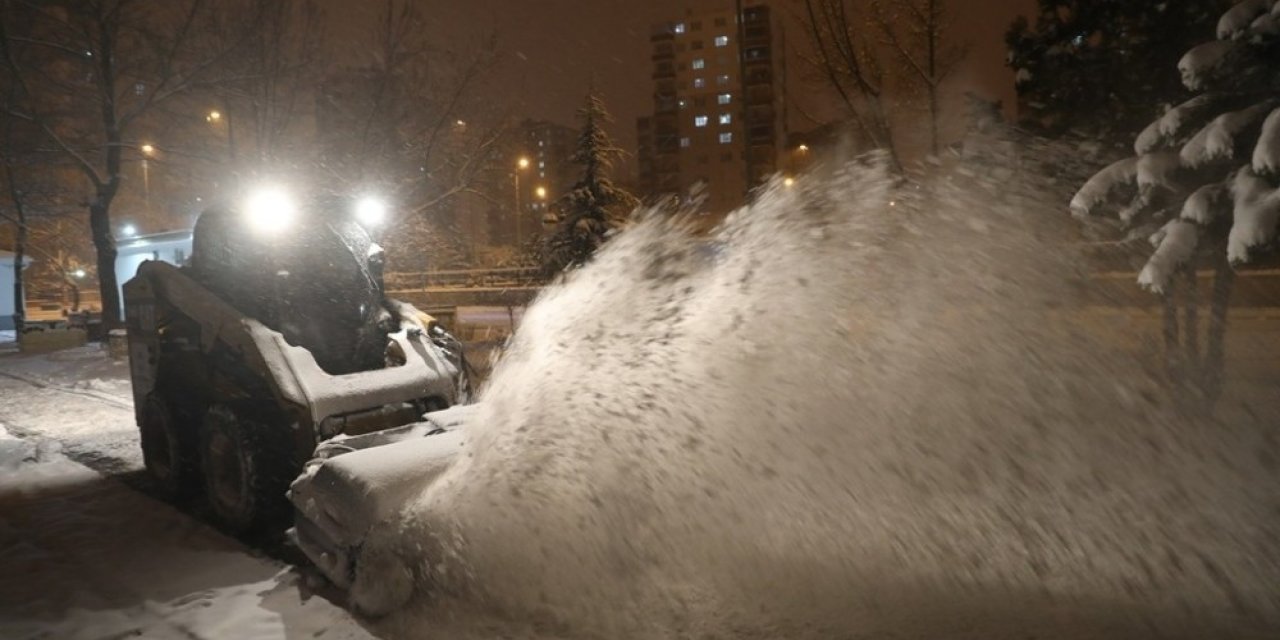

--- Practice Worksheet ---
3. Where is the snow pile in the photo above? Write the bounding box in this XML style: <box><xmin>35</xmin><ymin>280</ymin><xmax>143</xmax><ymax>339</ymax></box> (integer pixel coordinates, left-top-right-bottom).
<box><xmin>357</xmin><ymin>143</ymin><xmax>1279</xmax><ymax>638</ymax></box>
<box><xmin>0</xmin><ymin>423</ymin><xmax>374</xmax><ymax>640</ymax></box>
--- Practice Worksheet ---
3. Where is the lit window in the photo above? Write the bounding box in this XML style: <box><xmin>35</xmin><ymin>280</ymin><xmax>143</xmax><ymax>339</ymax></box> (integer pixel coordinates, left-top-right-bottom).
<box><xmin>538</xmin><ymin>140</ymin><xmax>544</xmax><ymax>147</ymax></box>
<box><xmin>717</xmin><ymin>74</ymin><xmax>730</xmax><ymax>85</ymax></box>
<box><xmin>715</xmin><ymin>35</ymin><xmax>729</xmax><ymax>47</ymax></box>
<box><xmin>680</xmin><ymin>137</ymin><xmax>691</xmax><ymax>147</ymax></box>
<box><xmin>718</xmin><ymin>93</ymin><xmax>731</xmax><ymax>105</ymax></box>
<box><xmin>674</xmin><ymin>22</ymin><xmax>686</xmax><ymax>34</ymax></box>
<box><xmin>692</xmin><ymin>58</ymin><xmax>705</xmax><ymax>70</ymax></box>
<box><xmin>719</xmin><ymin>132</ymin><xmax>733</xmax><ymax>144</ymax></box>
<box><xmin>538</xmin><ymin>161</ymin><xmax>545</xmax><ymax>168</ymax></box>
<box><xmin>719</xmin><ymin>113</ymin><xmax>731</xmax><ymax>125</ymax></box>
<box><xmin>693</xmin><ymin>77</ymin><xmax>706</xmax><ymax>88</ymax></box>
<box><xmin>694</xmin><ymin>115</ymin><xmax>708</xmax><ymax>127</ymax></box>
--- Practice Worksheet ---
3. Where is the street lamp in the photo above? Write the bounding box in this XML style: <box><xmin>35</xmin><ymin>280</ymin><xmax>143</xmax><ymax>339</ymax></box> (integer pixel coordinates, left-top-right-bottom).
<box><xmin>120</xmin><ymin>223</ymin><xmax>138</xmax><ymax>237</ymax></box>
<box><xmin>513</xmin><ymin>157</ymin><xmax>531</xmax><ymax>246</ymax></box>
<box><xmin>206</xmin><ymin>108</ymin><xmax>235</xmax><ymax>163</ymax></box>
<box><xmin>139</xmin><ymin>143</ymin><xmax>155</xmax><ymax>213</ymax></box>
<box><xmin>534</xmin><ymin>186</ymin><xmax>548</xmax><ymax>200</ymax></box>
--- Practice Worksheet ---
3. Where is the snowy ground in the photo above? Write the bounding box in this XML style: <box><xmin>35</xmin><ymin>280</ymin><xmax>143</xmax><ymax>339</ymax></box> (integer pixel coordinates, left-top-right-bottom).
<box><xmin>0</xmin><ymin>345</ymin><xmax>375</xmax><ymax>640</ymax></box>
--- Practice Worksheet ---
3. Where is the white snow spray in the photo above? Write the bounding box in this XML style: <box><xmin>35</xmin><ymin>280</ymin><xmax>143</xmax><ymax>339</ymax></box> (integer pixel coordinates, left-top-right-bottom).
<box><xmin>370</xmin><ymin>137</ymin><xmax>1279</xmax><ymax>639</ymax></box>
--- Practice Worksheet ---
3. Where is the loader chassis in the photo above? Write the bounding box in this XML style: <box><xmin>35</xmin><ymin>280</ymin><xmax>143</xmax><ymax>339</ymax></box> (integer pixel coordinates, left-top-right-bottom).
<box><xmin>123</xmin><ymin>205</ymin><xmax>463</xmax><ymax>533</ymax></box>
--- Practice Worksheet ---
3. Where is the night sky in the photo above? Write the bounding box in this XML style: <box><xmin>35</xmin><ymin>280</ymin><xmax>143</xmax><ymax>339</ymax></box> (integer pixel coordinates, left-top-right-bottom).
<box><xmin>323</xmin><ymin>0</ymin><xmax>1037</xmax><ymax>177</ymax></box>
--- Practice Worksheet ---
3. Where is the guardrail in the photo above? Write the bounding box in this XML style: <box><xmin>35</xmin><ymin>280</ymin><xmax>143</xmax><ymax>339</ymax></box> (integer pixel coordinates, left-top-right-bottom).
<box><xmin>384</xmin><ymin>267</ymin><xmax>544</xmax><ymax>292</ymax></box>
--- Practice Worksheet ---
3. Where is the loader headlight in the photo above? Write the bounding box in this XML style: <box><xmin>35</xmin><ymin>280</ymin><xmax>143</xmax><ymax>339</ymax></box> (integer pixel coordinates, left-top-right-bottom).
<box><xmin>244</xmin><ymin>186</ymin><xmax>296</xmax><ymax>234</ymax></box>
<box><xmin>354</xmin><ymin>196</ymin><xmax>386</xmax><ymax>227</ymax></box>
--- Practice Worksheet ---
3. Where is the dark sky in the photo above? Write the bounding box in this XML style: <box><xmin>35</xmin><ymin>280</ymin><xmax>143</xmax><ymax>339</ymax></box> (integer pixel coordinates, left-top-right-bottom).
<box><xmin>325</xmin><ymin>0</ymin><xmax>1037</xmax><ymax>177</ymax></box>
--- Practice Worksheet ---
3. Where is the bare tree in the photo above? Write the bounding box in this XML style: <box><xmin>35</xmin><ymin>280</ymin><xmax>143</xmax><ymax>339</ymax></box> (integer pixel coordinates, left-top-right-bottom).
<box><xmin>871</xmin><ymin>0</ymin><xmax>966</xmax><ymax>155</ymax></box>
<box><xmin>316</xmin><ymin>0</ymin><xmax>508</xmax><ymax>266</ymax></box>
<box><xmin>0</xmin><ymin>0</ymin><xmax>250</xmax><ymax>329</ymax></box>
<box><xmin>799</xmin><ymin>0</ymin><xmax>899</xmax><ymax>165</ymax></box>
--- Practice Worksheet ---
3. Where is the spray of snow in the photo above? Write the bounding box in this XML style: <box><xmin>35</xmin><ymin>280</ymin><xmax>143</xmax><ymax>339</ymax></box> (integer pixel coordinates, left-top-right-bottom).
<box><xmin>361</xmin><ymin>147</ymin><xmax>1279</xmax><ymax>639</ymax></box>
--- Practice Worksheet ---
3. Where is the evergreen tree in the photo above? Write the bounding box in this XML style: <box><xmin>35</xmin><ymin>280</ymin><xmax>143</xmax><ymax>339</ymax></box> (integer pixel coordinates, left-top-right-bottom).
<box><xmin>1007</xmin><ymin>1</ymin><xmax>1230</xmax><ymax>139</ymax></box>
<box><xmin>1071</xmin><ymin>0</ymin><xmax>1280</xmax><ymax>404</ymax></box>
<box><xmin>540</xmin><ymin>90</ymin><xmax>637</xmax><ymax>275</ymax></box>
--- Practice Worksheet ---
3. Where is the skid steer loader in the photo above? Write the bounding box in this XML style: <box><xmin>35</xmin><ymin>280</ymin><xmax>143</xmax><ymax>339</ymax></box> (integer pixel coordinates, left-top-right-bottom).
<box><xmin>123</xmin><ymin>191</ymin><xmax>469</xmax><ymax>534</ymax></box>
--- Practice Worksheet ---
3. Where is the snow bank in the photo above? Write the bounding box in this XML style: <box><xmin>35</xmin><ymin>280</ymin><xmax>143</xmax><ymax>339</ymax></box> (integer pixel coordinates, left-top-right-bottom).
<box><xmin>0</xmin><ymin>424</ymin><xmax>373</xmax><ymax>640</ymax></box>
<box><xmin>354</xmin><ymin>138</ymin><xmax>1280</xmax><ymax>638</ymax></box>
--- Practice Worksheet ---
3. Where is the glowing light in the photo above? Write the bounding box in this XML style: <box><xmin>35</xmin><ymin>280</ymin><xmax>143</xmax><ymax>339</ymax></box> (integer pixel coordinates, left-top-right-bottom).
<box><xmin>207</xmin><ymin>110</ymin><xmax>222</xmax><ymax>122</ymax></box>
<box><xmin>517</xmin><ymin>157</ymin><xmax>530</xmax><ymax>170</ymax></box>
<box><xmin>140</xmin><ymin>144</ymin><xmax>155</xmax><ymax>156</ymax></box>
<box><xmin>120</xmin><ymin>224</ymin><xmax>138</xmax><ymax>237</ymax></box>
<box><xmin>72</xmin><ymin>268</ymin><xmax>87</xmax><ymax>279</ymax></box>
<box><xmin>355</xmin><ymin>196</ymin><xmax>387</xmax><ymax>227</ymax></box>
<box><xmin>534</xmin><ymin>186</ymin><xmax>548</xmax><ymax>199</ymax></box>
<box><xmin>783</xmin><ymin>177</ymin><xmax>795</xmax><ymax>188</ymax></box>
<box><xmin>797</xmin><ymin>144</ymin><xmax>810</xmax><ymax>152</ymax></box>
<box><xmin>244</xmin><ymin>186</ymin><xmax>296</xmax><ymax>234</ymax></box>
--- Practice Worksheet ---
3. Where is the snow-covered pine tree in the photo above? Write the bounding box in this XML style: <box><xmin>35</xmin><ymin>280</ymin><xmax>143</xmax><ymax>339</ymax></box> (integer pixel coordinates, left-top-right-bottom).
<box><xmin>540</xmin><ymin>89</ymin><xmax>637</xmax><ymax>275</ymax></box>
<box><xmin>1070</xmin><ymin>0</ymin><xmax>1280</xmax><ymax>402</ymax></box>
<box><xmin>1007</xmin><ymin>1</ymin><xmax>1229</xmax><ymax>138</ymax></box>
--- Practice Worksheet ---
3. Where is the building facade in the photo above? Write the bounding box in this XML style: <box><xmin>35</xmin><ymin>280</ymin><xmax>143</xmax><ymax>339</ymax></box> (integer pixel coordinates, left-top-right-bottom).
<box><xmin>489</xmin><ymin>119</ymin><xmax>577</xmax><ymax>247</ymax></box>
<box><xmin>637</xmin><ymin>1</ymin><xmax>786</xmax><ymax>218</ymax></box>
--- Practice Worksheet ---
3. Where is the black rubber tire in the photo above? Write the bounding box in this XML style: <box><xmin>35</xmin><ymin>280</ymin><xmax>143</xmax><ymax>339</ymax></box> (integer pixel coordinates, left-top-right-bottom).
<box><xmin>139</xmin><ymin>393</ymin><xmax>200</xmax><ymax>501</ymax></box>
<box><xmin>199</xmin><ymin>405</ymin><xmax>292</xmax><ymax>534</ymax></box>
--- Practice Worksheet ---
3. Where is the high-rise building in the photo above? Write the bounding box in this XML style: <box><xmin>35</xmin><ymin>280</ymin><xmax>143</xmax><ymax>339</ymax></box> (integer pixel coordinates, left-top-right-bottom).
<box><xmin>637</xmin><ymin>1</ymin><xmax>786</xmax><ymax>218</ymax></box>
<box><xmin>486</xmin><ymin>118</ymin><xmax>576</xmax><ymax>247</ymax></box>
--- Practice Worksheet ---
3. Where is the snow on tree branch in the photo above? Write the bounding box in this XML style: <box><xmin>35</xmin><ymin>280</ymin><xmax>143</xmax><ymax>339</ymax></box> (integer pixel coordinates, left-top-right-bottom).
<box><xmin>1138</xmin><ymin>220</ymin><xmax>1200</xmax><ymax>293</ymax></box>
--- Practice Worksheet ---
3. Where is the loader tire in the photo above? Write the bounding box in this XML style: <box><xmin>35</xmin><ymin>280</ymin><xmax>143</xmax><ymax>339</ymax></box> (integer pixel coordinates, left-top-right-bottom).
<box><xmin>139</xmin><ymin>394</ymin><xmax>199</xmax><ymax>501</ymax></box>
<box><xmin>200</xmin><ymin>405</ymin><xmax>292</xmax><ymax>534</ymax></box>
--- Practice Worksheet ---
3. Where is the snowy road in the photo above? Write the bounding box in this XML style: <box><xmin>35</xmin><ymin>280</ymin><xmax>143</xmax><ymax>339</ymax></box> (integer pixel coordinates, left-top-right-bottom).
<box><xmin>0</xmin><ymin>346</ymin><xmax>376</xmax><ymax>640</ymax></box>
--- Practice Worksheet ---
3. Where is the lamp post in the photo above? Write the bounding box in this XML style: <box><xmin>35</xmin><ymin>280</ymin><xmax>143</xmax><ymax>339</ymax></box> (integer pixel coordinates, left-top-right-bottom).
<box><xmin>140</xmin><ymin>143</ymin><xmax>155</xmax><ymax>213</ymax></box>
<box><xmin>206</xmin><ymin>108</ymin><xmax>236</xmax><ymax>162</ymax></box>
<box><xmin>514</xmin><ymin>156</ymin><xmax>530</xmax><ymax>246</ymax></box>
